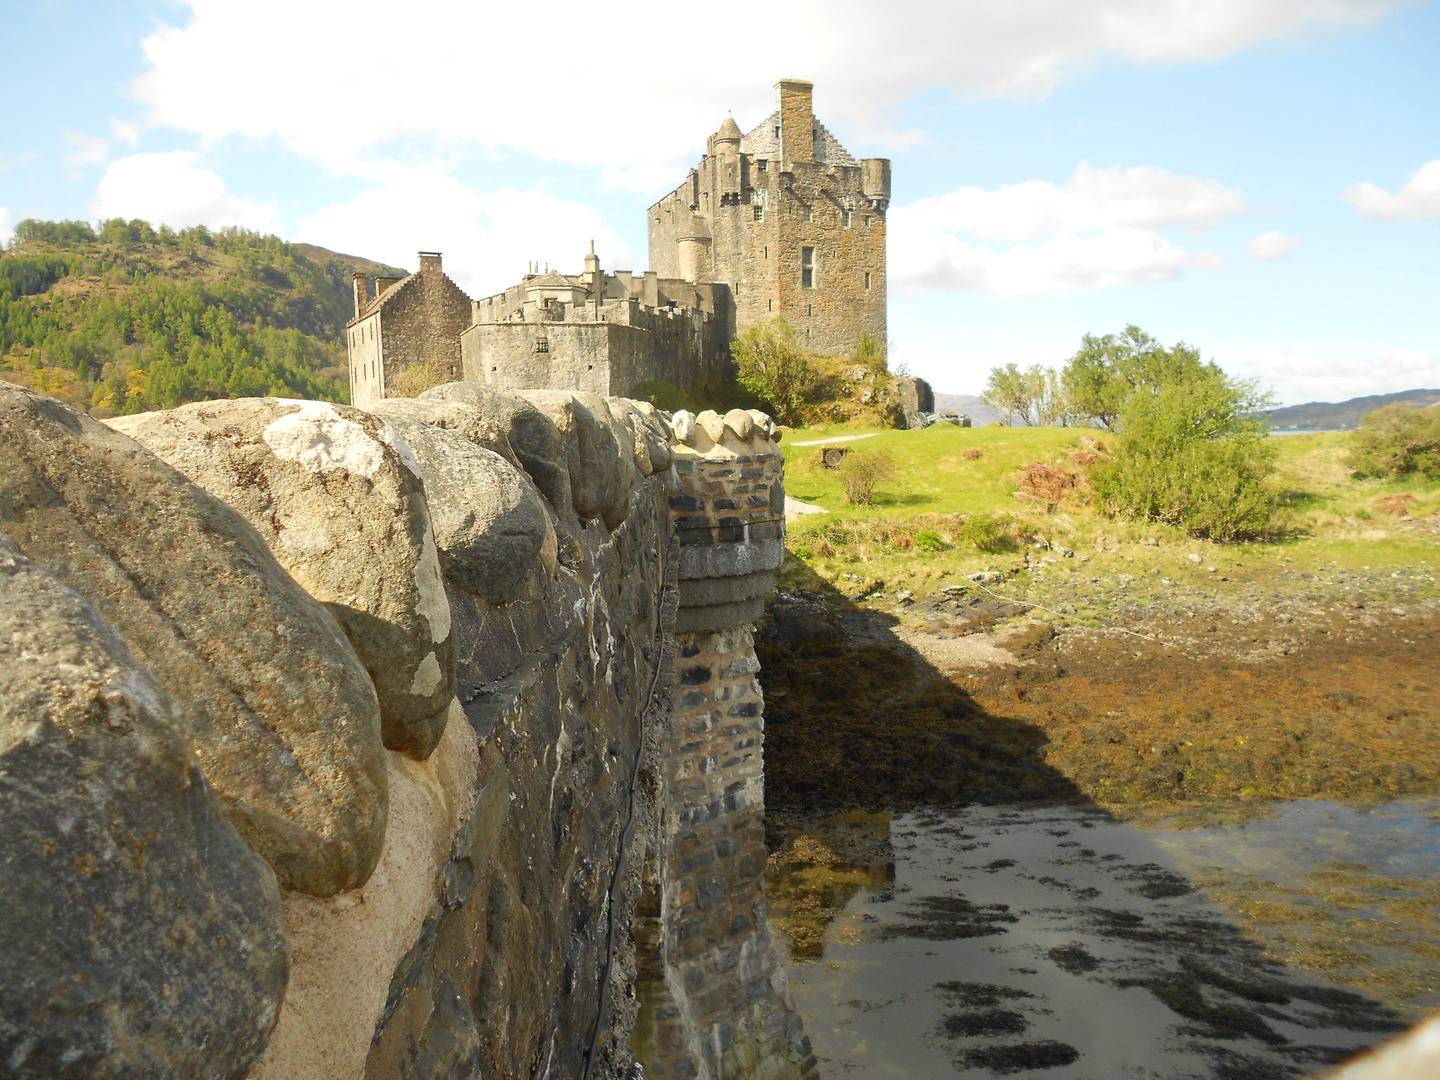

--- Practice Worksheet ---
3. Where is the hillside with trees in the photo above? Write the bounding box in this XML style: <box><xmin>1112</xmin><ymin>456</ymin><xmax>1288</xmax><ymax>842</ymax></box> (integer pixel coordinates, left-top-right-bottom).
<box><xmin>0</xmin><ymin>218</ymin><xmax>402</xmax><ymax>415</ymax></box>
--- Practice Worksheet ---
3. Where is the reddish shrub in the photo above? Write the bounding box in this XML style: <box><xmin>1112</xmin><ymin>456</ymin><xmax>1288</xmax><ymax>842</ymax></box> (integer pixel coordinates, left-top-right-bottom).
<box><xmin>1017</xmin><ymin>462</ymin><xmax>1079</xmax><ymax>509</ymax></box>
<box><xmin>1375</xmin><ymin>493</ymin><xmax>1418</xmax><ymax>517</ymax></box>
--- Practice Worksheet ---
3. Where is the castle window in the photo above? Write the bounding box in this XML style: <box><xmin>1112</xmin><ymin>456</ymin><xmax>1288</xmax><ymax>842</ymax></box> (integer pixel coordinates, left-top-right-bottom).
<box><xmin>768</xmin><ymin>299</ymin><xmax>773</xmax><ymax>312</ymax></box>
<box><xmin>803</xmin><ymin>206</ymin><xmax>813</xmax><ymax>222</ymax></box>
<box><xmin>801</xmin><ymin>246</ymin><xmax>815</xmax><ymax>288</ymax></box>
<box><xmin>774</xmin><ymin>125</ymin><xmax>780</xmax><ymax>138</ymax></box>
<box><xmin>753</xmin><ymin>205</ymin><xmax>765</xmax><ymax>222</ymax></box>
<box><xmin>865</xmin><ymin>216</ymin><xmax>872</xmax><ymax>227</ymax></box>
<box><xmin>764</xmin><ymin>246</ymin><xmax>769</xmax><ymax>259</ymax></box>
<box><xmin>865</xmin><ymin>271</ymin><xmax>872</xmax><ymax>290</ymax></box>
<box><xmin>757</xmin><ymin>159</ymin><xmax>767</xmax><ymax>172</ymax></box>
<box><xmin>844</xmin><ymin>210</ymin><xmax>853</xmax><ymax>228</ymax></box>
<box><xmin>806</xmin><ymin>303</ymin><xmax>812</xmax><ymax>316</ymax></box>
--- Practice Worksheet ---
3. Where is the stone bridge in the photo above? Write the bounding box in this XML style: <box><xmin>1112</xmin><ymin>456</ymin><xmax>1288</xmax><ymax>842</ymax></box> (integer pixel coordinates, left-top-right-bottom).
<box><xmin>0</xmin><ymin>383</ymin><xmax>815</xmax><ymax>1080</ymax></box>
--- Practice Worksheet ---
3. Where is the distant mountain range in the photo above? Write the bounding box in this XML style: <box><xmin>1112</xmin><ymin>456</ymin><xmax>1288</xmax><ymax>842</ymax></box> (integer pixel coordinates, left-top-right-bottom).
<box><xmin>929</xmin><ymin>387</ymin><xmax>1440</xmax><ymax>431</ymax></box>
<box><xmin>1262</xmin><ymin>389</ymin><xmax>1440</xmax><ymax>431</ymax></box>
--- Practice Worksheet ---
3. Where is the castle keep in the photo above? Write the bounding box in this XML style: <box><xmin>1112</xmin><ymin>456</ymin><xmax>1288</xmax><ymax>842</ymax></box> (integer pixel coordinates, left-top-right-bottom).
<box><xmin>347</xmin><ymin>79</ymin><xmax>889</xmax><ymax>405</ymax></box>
<box><xmin>648</xmin><ymin>79</ymin><xmax>889</xmax><ymax>357</ymax></box>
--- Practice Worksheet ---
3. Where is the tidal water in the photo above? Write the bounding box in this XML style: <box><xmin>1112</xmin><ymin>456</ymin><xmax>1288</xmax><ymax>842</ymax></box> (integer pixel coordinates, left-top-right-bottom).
<box><xmin>772</xmin><ymin>799</ymin><xmax>1440</xmax><ymax>1079</ymax></box>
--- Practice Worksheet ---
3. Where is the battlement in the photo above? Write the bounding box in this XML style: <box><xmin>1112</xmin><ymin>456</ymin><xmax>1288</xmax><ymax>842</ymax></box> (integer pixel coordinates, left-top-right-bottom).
<box><xmin>461</xmin><ymin>255</ymin><xmax>734</xmax><ymax>398</ymax></box>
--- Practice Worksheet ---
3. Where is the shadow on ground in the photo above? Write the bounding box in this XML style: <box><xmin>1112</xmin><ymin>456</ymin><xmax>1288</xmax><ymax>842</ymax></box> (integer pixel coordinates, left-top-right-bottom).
<box><xmin>754</xmin><ymin>580</ymin><xmax>1415</xmax><ymax>1079</ymax></box>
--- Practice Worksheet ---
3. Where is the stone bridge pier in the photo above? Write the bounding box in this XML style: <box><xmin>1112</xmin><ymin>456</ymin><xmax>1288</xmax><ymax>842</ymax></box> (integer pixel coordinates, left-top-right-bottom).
<box><xmin>633</xmin><ymin>411</ymin><xmax>817</xmax><ymax>1080</ymax></box>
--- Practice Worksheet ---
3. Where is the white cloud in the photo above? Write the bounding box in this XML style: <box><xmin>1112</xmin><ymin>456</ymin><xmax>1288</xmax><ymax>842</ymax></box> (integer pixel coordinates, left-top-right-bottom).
<box><xmin>294</xmin><ymin>165</ymin><xmax>631</xmax><ymax>298</ymax></box>
<box><xmin>92</xmin><ymin>151</ymin><xmax>277</xmax><ymax>232</ymax></box>
<box><xmin>890</xmin><ymin>162</ymin><xmax>1244</xmax><ymax>296</ymax></box>
<box><xmin>902</xmin><ymin>163</ymin><xmax>1245</xmax><ymax>242</ymax></box>
<box><xmin>0</xmin><ymin>208</ymin><xmax>12</xmax><ymax>248</ymax></box>
<box><xmin>1343</xmin><ymin>159</ymin><xmax>1440</xmax><ymax>220</ymax></box>
<box><xmin>132</xmin><ymin>0</ymin><xmax>1400</xmax><ymax>175</ymax></box>
<box><xmin>0</xmin><ymin>152</ymin><xmax>38</xmax><ymax>173</ymax></box>
<box><xmin>109</xmin><ymin>119</ymin><xmax>142</xmax><ymax>147</ymax></box>
<box><xmin>64</xmin><ymin>131</ymin><xmax>109</xmax><ymax>168</ymax></box>
<box><xmin>1228</xmin><ymin>345</ymin><xmax>1440</xmax><ymax>406</ymax></box>
<box><xmin>1246</xmin><ymin>230</ymin><xmax>1302</xmax><ymax>260</ymax></box>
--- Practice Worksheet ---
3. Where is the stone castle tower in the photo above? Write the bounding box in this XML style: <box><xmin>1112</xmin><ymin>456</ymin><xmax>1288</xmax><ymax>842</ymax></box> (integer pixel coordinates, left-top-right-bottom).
<box><xmin>648</xmin><ymin>79</ymin><xmax>890</xmax><ymax>357</ymax></box>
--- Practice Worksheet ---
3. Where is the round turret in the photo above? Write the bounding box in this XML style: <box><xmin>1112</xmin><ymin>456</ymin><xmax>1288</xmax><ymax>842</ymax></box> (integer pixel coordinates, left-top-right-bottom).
<box><xmin>677</xmin><ymin>214</ymin><xmax>713</xmax><ymax>284</ymax></box>
<box><xmin>714</xmin><ymin>115</ymin><xmax>742</xmax><ymax>145</ymax></box>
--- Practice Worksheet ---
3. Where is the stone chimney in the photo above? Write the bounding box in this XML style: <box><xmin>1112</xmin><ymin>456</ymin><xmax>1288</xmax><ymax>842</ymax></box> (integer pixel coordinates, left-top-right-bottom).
<box><xmin>351</xmin><ymin>272</ymin><xmax>368</xmax><ymax>318</ymax></box>
<box><xmin>418</xmin><ymin>252</ymin><xmax>443</xmax><ymax>276</ymax></box>
<box><xmin>775</xmin><ymin>78</ymin><xmax>814</xmax><ymax>169</ymax></box>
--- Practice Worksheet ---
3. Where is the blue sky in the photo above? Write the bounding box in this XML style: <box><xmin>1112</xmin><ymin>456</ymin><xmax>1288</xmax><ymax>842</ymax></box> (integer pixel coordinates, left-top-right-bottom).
<box><xmin>3</xmin><ymin>0</ymin><xmax>1437</xmax><ymax>405</ymax></box>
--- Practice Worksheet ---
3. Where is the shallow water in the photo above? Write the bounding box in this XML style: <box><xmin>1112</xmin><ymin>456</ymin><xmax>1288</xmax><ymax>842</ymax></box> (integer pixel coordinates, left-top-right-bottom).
<box><xmin>772</xmin><ymin>799</ymin><xmax>1440</xmax><ymax>1078</ymax></box>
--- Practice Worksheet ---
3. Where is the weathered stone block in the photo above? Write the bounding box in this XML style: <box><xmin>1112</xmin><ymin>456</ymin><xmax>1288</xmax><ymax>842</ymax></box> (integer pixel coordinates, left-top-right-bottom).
<box><xmin>679</xmin><ymin>539</ymin><xmax>784</xmax><ymax>580</ymax></box>
<box><xmin>3</xmin><ymin>387</ymin><xmax>386</xmax><ymax>896</ymax></box>
<box><xmin>419</xmin><ymin>381</ymin><xmax>575</xmax><ymax>515</ymax></box>
<box><xmin>675</xmin><ymin>598</ymin><xmax>766</xmax><ymax>633</ymax></box>
<box><xmin>111</xmin><ymin>396</ymin><xmax>453</xmax><ymax>763</ymax></box>
<box><xmin>371</xmin><ymin>406</ymin><xmax>554</xmax><ymax>605</ymax></box>
<box><xmin>0</xmin><ymin>536</ymin><xmax>288</xmax><ymax>1080</ymax></box>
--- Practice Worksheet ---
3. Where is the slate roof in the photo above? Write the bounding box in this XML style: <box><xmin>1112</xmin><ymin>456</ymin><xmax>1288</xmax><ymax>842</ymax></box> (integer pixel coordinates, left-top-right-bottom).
<box><xmin>739</xmin><ymin>111</ymin><xmax>856</xmax><ymax>167</ymax></box>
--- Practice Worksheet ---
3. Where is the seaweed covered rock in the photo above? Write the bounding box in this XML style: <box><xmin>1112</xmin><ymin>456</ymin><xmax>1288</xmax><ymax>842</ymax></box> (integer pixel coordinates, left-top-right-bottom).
<box><xmin>110</xmin><ymin>398</ymin><xmax>456</xmax><ymax>761</ymax></box>
<box><xmin>370</xmin><ymin>404</ymin><xmax>554</xmax><ymax>604</ymax></box>
<box><xmin>0</xmin><ymin>535</ymin><xmax>289</xmax><ymax>1078</ymax></box>
<box><xmin>0</xmin><ymin>386</ymin><xmax>386</xmax><ymax>895</ymax></box>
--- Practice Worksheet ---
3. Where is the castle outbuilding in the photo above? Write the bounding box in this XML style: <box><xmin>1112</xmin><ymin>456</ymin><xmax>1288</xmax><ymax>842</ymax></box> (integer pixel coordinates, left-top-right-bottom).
<box><xmin>348</xmin><ymin>252</ymin><xmax>471</xmax><ymax>409</ymax></box>
<box><xmin>648</xmin><ymin>78</ymin><xmax>890</xmax><ymax>357</ymax></box>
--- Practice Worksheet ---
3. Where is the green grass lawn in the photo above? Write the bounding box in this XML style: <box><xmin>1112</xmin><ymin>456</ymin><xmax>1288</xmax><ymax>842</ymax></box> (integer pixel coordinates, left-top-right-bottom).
<box><xmin>775</xmin><ymin>421</ymin><xmax>1440</xmax><ymax>611</ymax></box>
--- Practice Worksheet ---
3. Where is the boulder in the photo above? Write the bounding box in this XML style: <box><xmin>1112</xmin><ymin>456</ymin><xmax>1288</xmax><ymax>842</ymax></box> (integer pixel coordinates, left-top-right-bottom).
<box><xmin>420</xmin><ymin>382</ymin><xmax>574</xmax><ymax>514</ymax></box>
<box><xmin>111</xmin><ymin>398</ymin><xmax>456</xmax><ymax>762</ymax></box>
<box><xmin>0</xmin><ymin>535</ymin><xmax>289</xmax><ymax>1078</ymax></box>
<box><xmin>518</xmin><ymin>390</ymin><xmax>635</xmax><ymax>529</ymax></box>
<box><xmin>0</xmin><ymin>386</ymin><xmax>386</xmax><ymax>896</ymax></box>
<box><xmin>368</xmin><ymin>396</ymin><xmax>523</xmax><ymax>471</ymax></box>
<box><xmin>369</xmin><ymin>406</ymin><xmax>554</xmax><ymax>605</ymax></box>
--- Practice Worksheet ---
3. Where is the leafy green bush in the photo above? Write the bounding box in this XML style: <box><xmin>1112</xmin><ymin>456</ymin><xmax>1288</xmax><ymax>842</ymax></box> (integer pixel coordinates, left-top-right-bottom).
<box><xmin>839</xmin><ymin>448</ymin><xmax>896</xmax><ymax>505</ymax></box>
<box><xmin>852</xmin><ymin>332</ymin><xmax>886</xmax><ymax>376</ymax></box>
<box><xmin>1089</xmin><ymin>348</ymin><xmax>1278</xmax><ymax>541</ymax></box>
<box><xmin>731</xmin><ymin>318</ymin><xmax>815</xmax><ymax>425</ymax></box>
<box><xmin>1346</xmin><ymin>403</ymin><xmax>1440</xmax><ymax>479</ymax></box>
<box><xmin>956</xmin><ymin>513</ymin><xmax>1014</xmax><ymax>551</ymax></box>
<box><xmin>915</xmin><ymin>528</ymin><xmax>947</xmax><ymax>553</ymax></box>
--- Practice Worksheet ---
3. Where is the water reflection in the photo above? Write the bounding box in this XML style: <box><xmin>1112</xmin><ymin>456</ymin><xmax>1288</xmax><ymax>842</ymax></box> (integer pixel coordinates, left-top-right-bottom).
<box><xmin>769</xmin><ymin>799</ymin><xmax>1440</xmax><ymax>1078</ymax></box>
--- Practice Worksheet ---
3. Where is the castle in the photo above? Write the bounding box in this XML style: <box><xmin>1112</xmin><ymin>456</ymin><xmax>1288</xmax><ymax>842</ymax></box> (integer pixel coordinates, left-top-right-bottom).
<box><xmin>347</xmin><ymin>79</ymin><xmax>889</xmax><ymax>408</ymax></box>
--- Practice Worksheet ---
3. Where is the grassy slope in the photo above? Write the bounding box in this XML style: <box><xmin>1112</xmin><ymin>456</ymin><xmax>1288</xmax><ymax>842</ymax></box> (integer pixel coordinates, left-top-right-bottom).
<box><xmin>776</xmin><ymin>421</ymin><xmax>1440</xmax><ymax>617</ymax></box>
